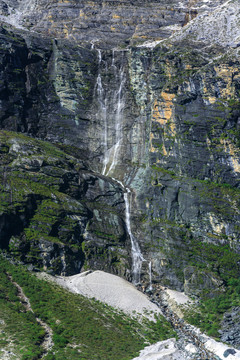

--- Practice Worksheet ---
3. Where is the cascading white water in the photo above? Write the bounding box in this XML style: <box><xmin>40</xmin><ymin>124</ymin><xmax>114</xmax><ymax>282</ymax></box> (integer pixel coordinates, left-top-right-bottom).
<box><xmin>124</xmin><ymin>189</ymin><xmax>144</xmax><ymax>285</ymax></box>
<box><xmin>112</xmin><ymin>177</ymin><xmax>144</xmax><ymax>284</ymax></box>
<box><xmin>95</xmin><ymin>49</ymin><xmax>126</xmax><ymax>176</ymax></box>
<box><xmin>95</xmin><ymin>50</ymin><xmax>108</xmax><ymax>175</ymax></box>
<box><xmin>106</xmin><ymin>64</ymin><xmax>125</xmax><ymax>176</ymax></box>
<box><xmin>148</xmin><ymin>261</ymin><xmax>152</xmax><ymax>290</ymax></box>
<box><xmin>96</xmin><ymin>50</ymin><xmax>143</xmax><ymax>284</ymax></box>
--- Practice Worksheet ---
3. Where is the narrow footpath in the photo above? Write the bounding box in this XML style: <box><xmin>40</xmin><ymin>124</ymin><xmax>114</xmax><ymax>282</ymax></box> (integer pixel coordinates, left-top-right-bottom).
<box><xmin>7</xmin><ymin>274</ymin><xmax>54</xmax><ymax>359</ymax></box>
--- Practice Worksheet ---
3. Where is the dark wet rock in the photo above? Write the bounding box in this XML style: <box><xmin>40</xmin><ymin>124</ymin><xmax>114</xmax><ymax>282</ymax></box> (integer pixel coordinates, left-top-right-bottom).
<box><xmin>223</xmin><ymin>349</ymin><xmax>236</xmax><ymax>357</ymax></box>
<box><xmin>184</xmin><ymin>266</ymin><xmax>224</xmax><ymax>298</ymax></box>
<box><xmin>220</xmin><ymin>308</ymin><xmax>240</xmax><ymax>349</ymax></box>
<box><xmin>0</xmin><ymin>131</ymin><xmax>131</xmax><ymax>277</ymax></box>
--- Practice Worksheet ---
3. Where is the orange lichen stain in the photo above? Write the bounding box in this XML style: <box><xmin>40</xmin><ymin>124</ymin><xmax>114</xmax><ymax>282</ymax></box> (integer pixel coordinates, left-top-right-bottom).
<box><xmin>152</xmin><ymin>93</ymin><xmax>176</xmax><ymax>134</ymax></box>
<box><xmin>162</xmin><ymin>143</ymin><xmax>168</xmax><ymax>156</ymax></box>
<box><xmin>214</xmin><ymin>65</ymin><xmax>236</xmax><ymax>99</ymax></box>
<box><xmin>220</xmin><ymin>139</ymin><xmax>240</xmax><ymax>173</ymax></box>
<box><xmin>161</xmin><ymin>92</ymin><xmax>175</xmax><ymax>118</ymax></box>
<box><xmin>63</xmin><ymin>25</ymin><xmax>69</xmax><ymax>37</ymax></box>
<box><xmin>152</xmin><ymin>99</ymin><xmax>162</xmax><ymax>123</ymax></box>
<box><xmin>79</xmin><ymin>10</ymin><xmax>85</xmax><ymax>17</ymax></box>
<box><xmin>112</xmin><ymin>14</ymin><xmax>121</xmax><ymax>19</ymax></box>
<box><xmin>202</xmin><ymin>64</ymin><xmax>239</xmax><ymax>104</ymax></box>
<box><xmin>208</xmin><ymin>96</ymin><xmax>217</xmax><ymax>104</ymax></box>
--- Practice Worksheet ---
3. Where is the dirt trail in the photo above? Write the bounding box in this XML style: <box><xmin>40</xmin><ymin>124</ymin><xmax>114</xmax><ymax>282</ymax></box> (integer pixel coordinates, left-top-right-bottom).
<box><xmin>7</xmin><ymin>274</ymin><xmax>54</xmax><ymax>358</ymax></box>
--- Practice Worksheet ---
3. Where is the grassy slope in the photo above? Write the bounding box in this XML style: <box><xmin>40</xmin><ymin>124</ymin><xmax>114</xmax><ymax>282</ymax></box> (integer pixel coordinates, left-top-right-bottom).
<box><xmin>0</xmin><ymin>255</ymin><xmax>176</xmax><ymax>360</ymax></box>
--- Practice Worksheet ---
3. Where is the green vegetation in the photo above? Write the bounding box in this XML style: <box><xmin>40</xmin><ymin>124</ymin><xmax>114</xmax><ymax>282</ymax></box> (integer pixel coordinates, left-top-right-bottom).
<box><xmin>182</xmin><ymin>240</ymin><xmax>240</xmax><ymax>338</ymax></box>
<box><xmin>145</xmin><ymin>207</ymin><xmax>240</xmax><ymax>339</ymax></box>
<box><xmin>0</xmin><ymin>261</ymin><xmax>44</xmax><ymax>359</ymax></box>
<box><xmin>0</xmin><ymin>255</ymin><xmax>176</xmax><ymax>360</ymax></box>
<box><xmin>185</xmin><ymin>278</ymin><xmax>240</xmax><ymax>338</ymax></box>
<box><xmin>185</xmin><ymin>241</ymin><xmax>240</xmax><ymax>282</ymax></box>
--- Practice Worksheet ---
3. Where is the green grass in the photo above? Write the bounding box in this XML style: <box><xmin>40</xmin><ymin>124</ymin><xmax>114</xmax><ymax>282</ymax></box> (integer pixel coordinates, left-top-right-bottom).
<box><xmin>0</xmin><ymin>267</ymin><xmax>44</xmax><ymax>359</ymax></box>
<box><xmin>185</xmin><ymin>281</ymin><xmax>240</xmax><ymax>338</ymax></box>
<box><xmin>0</xmin><ymin>255</ymin><xmax>176</xmax><ymax>360</ymax></box>
<box><xmin>182</xmin><ymin>241</ymin><xmax>240</xmax><ymax>338</ymax></box>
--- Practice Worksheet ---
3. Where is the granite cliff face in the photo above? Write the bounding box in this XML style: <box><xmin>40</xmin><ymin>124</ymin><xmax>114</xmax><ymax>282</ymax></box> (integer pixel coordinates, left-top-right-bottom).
<box><xmin>0</xmin><ymin>0</ymin><xmax>227</xmax><ymax>47</ymax></box>
<box><xmin>0</xmin><ymin>0</ymin><xmax>240</xmax><ymax>344</ymax></box>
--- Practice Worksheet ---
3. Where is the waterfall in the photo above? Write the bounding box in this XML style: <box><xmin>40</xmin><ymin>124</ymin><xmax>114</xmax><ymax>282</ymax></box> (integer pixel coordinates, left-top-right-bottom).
<box><xmin>95</xmin><ymin>50</ymin><xmax>143</xmax><ymax>284</ymax></box>
<box><xmin>95</xmin><ymin>50</ymin><xmax>108</xmax><ymax>175</ymax></box>
<box><xmin>94</xmin><ymin>49</ymin><xmax>126</xmax><ymax>176</ymax></box>
<box><xmin>112</xmin><ymin>177</ymin><xmax>144</xmax><ymax>284</ymax></box>
<box><xmin>124</xmin><ymin>189</ymin><xmax>144</xmax><ymax>285</ymax></box>
<box><xmin>106</xmin><ymin>65</ymin><xmax>125</xmax><ymax>176</ymax></box>
<box><xmin>148</xmin><ymin>261</ymin><xmax>153</xmax><ymax>290</ymax></box>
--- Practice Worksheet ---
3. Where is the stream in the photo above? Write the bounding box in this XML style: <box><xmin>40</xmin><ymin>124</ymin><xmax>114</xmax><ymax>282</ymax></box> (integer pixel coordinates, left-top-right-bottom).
<box><xmin>140</xmin><ymin>284</ymin><xmax>223</xmax><ymax>360</ymax></box>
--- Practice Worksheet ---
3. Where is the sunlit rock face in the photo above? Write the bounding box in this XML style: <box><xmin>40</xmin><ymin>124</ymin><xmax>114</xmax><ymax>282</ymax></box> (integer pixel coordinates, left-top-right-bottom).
<box><xmin>0</xmin><ymin>0</ymin><xmax>239</xmax><ymax>303</ymax></box>
<box><xmin>0</xmin><ymin>0</ymin><xmax>227</xmax><ymax>47</ymax></box>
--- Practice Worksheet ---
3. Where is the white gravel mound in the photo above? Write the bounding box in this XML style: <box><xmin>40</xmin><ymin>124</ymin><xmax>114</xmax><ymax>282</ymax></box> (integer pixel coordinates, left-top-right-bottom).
<box><xmin>131</xmin><ymin>338</ymin><xmax>185</xmax><ymax>360</ymax></box>
<box><xmin>40</xmin><ymin>270</ymin><xmax>162</xmax><ymax>320</ymax></box>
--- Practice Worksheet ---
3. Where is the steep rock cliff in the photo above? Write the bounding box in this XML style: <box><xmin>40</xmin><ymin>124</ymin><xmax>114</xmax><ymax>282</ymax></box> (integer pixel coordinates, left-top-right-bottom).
<box><xmin>0</xmin><ymin>131</ymin><xmax>131</xmax><ymax>277</ymax></box>
<box><xmin>0</xmin><ymin>0</ymin><xmax>239</xmax><ymax>332</ymax></box>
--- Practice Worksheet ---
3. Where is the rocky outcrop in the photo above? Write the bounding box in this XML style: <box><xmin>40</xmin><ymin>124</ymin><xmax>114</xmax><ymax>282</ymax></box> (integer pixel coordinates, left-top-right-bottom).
<box><xmin>0</xmin><ymin>0</ymin><xmax>227</xmax><ymax>48</ymax></box>
<box><xmin>220</xmin><ymin>307</ymin><xmax>240</xmax><ymax>349</ymax></box>
<box><xmin>0</xmin><ymin>131</ymin><xmax>131</xmax><ymax>277</ymax></box>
